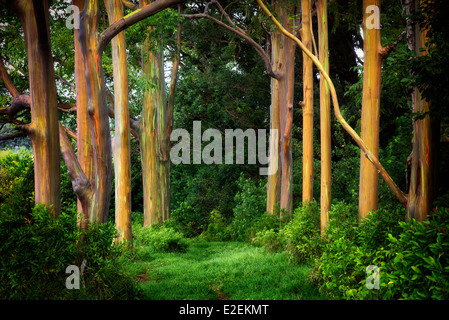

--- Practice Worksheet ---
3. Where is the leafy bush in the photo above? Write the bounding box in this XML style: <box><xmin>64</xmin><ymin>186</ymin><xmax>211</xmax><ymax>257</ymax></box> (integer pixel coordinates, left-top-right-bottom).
<box><xmin>199</xmin><ymin>209</ymin><xmax>232</xmax><ymax>241</ymax></box>
<box><xmin>0</xmin><ymin>149</ymin><xmax>34</xmax><ymax>213</ymax></box>
<box><xmin>314</xmin><ymin>205</ymin><xmax>449</xmax><ymax>300</ymax></box>
<box><xmin>230</xmin><ymin>173</ymin><xmax>267</xmax><ymax>240</ymax></box>
<box><xmin>382</xmin><ymin>208</ymin><xmax>449</xmax><ymax>300</ymax></box>
<box><xmin>133</xmin><ymin>223</ymin><xmax>189</xmax><ymax>253</ymax></box>
<box><xmin>278</xmin><ymin>201</ymin><xmax>323</xmax><ymax>263</ymax></box>
<box><xmin>251</xmin><ymin>228</ymin><xmax>283</xmax><ymax>252</ymax></box>
<box><xmin>0</xmin><ymin>203</ymin><xmax>138</xmax><ymax>299</ymax></box>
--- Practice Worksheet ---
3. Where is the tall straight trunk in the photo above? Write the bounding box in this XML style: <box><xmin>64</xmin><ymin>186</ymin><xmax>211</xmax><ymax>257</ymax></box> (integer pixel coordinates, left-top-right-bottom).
<box><xmin>139</xmin><ymin>0</ymin><xmax>163</xmax><ymax>226</ymax></box>
<box><xmin>14</xmin><ymin>0</ymin><xmax>61</xmax><ymax>216</ymax></box>
<box><xmin>359</xmin><ymin>0</ymin><xmax>381</xmax><ymax>220</ymax></box>
<box><xmin>279</xmin><ymin>3</ymin><xmax>295</xmax><ymax>215</ymax></box>
<box><xmin>317</xmin><ymin>0</ymin><xmax>331</xmax><ymax>233</ymax></box>
<box><xmin>266</xmin><ymin>2</ymin><xmax>281</xmax><ymax>214</ymax></box>
<box><xmin>267</xmin><ymin>1</ymin><xmax>295</xmax><ymax>216</ymax></box>
<box><xmin>74</xmin><ymin>0</ymin><xmax>94</xmax><ymax>227</ymax></box>
<box><xmin>79</xmin><ymin>0</ymin><xmax>113</xmax><ymax>223</ymax></box>
<box><xmin>105</xmin><ymin>0</ymin><xmax>132</xmax><ymax>243</ymax></box>
<box><xmin>302</xmin><ymin>0</ymin><xmax>314</xmax><ymax>203</ymax></box>
<box><xmin>406</xmin><ymin>0</ymin><xmax>435</xmax><ymax>221</ymax></box>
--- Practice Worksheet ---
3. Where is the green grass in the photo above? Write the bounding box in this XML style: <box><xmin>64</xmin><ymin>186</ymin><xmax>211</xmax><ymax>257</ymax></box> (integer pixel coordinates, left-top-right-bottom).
<box><xmin>120</xmin><ymin>240</ymin><xmax>325</xmax><ymax>300</ymax></box>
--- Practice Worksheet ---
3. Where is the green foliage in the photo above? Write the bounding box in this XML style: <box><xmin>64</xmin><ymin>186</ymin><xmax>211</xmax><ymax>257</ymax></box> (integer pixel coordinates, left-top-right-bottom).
<box><xmin>0</xmin><ymin>202</ymin><xmax>138</xmax><ymax>299</ymax></box>
<box><xmin>133</xmin><ymin>222</ymin><xmax>189</xmax><ymax>253</ymax></box>
<box><xmin>0</xmin><ymin>149</ymin><xmax>34</xmax><ymax>212</ymax></box>
<box><xmin>382</xmin><ymin>208</ymin><xmax>449</xmax><ymax>300</ymax></box>
<box><xmin>278</xmin><ymin>202</ymin><xmax>323</xmax><ymax>263</ymax></box>
<box><xmin>314</xmin><ymin>205</ymin><xmax>449</xmax><ymax>300</ymax></box>
<box><xmin>229</xmin><ymin>173</ymin><xmax>267</xmax><ymax>240</ymax></box>
<box><xmin>199</xmin><ymin>209</ymin><xmax>232</xmax><ymax>241</ymax></box>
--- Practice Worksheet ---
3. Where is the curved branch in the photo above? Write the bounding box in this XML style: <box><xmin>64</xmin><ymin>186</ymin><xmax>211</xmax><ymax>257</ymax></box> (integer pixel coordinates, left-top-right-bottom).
<box><xmin>257</xmin><ymin>0</ymin><xmax>408</xmax><ymax>207</ymax></box>
<box><xmin>181</xmin><ymin>12</ymin><xmax>278</xmax><ymax>79</ymax></box>
<box><xmin>98</xmin><ymin>0</ymin><xmax>185</xmax><ymax>53</ymax></box>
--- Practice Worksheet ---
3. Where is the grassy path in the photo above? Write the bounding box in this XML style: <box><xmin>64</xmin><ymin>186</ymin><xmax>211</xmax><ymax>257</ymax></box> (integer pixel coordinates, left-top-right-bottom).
<box><xmin>121</xmin><ymin>241</ymin><xmax>325</xmax><ymax>300</ymax></box>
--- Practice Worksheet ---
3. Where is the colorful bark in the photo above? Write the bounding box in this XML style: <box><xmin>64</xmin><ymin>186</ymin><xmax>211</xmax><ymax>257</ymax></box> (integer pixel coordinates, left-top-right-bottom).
<box><xmin>359</xmin><ymin>0</ymin><xmax>382</xmax><ymax>220</ymax></box>
<box><xmin>79</xmin><ymin>0</ymin><xmax>113</xmax><ymax>223</ymax></box>
<box><xmin>257</xmin><ymin>0</ymin><xmax>408</xmax><ymax>208</ymax></box>
<box><xmin>406</xmin><ymin>0</ymin><xmax>434</xmax><ymax>221</ymax></box>
<box><xmin>317</xmin><ymin>0</ymin><xmax>331</xmax><ymax>233</ymax></box>
<box><xmin>105</xmin><ymin>0</ymin><xmax>133</xmax><ymax>243</ymax></box>
<box><xmin>302</xmin><ymin>0</ymin><xmax>314</xmax><ymax>203</ymax></box>
<box><xmin>267</xmin><ymin>1</ymin><xmax>295</xmax><ymax>216</ymax></box>
<box><xmin>14</xmin><ymin>0</ymin><xmax>61</xmax><ymax>216</ymax></box>
<box><xmin>74</xmin><ymin>0</ymin><xmax>94</xmax><ymax>228</ymax></box>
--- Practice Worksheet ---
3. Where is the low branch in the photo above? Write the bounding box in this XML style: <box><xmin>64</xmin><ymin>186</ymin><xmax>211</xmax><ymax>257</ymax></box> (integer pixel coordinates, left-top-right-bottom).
<box><xmin>0</xmin><ymin>56</ymin><xmax>20</xmax><ymax>98</ymax></box>
<box><xmin>257</xmin><ymin>0</ymin><xmax>408</xmax><ymax>207</ymax></box>
<box><xmin>98</xmin><ymin>0</ymin><xmax>186</xmax><ymax>53</ymax></box>
<box><xmin>0</xmin><ymin>131</ymin><xmax>26</xmax><ymax>141</ymax></box>
<box><xmin>59</xmin><ymin>122</ymin><xmax>92</xmax><ymax>206</ymax></box>
<box><xmin>379</xmin><ymin>31</ymin><xmax>407</xmax><ymax>59</ymax></box>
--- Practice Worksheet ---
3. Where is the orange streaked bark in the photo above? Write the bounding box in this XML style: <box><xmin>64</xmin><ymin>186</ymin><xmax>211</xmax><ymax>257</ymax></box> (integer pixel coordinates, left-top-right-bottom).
<box><xmin>267</xmin><ymin>1</ymin><xmax>295</xmax><ymax>216</ymax></box>
<box><xmin>317</xmin><ymin>0</ymin><xmax>331</xmax><ymax>233</ymax></box>
<box><xmin>79</xmin><ymin>0</ymin><xmax>113</xmax><ymax>223</ymax></box>
<box><xmin>302</xmin><ymin>0</ymin><xmax>314</xmax><ymax>203</ymax></box>
<box><xmin>12</xmin><ymin>0</ymin><xmax>61</xmax><ymax>216</ymax></box>
<box><xmin>73</xmin><ymin>0</ymin><xmax>94</xmax><ymax>228</ymax></box>
<box><xmin>105</xmin><ymin>0</ymin><xmax>133</xmax><ymax>243</ymax></box>
<box><xmin>359</xmin><ymin>0</ymin><xmax>382</xmax><ymax>220</ymax></box>
<box><xmin>406</xmin><ymin>0</ymin><xmax>434</xmax><ymax>221</ymax></box>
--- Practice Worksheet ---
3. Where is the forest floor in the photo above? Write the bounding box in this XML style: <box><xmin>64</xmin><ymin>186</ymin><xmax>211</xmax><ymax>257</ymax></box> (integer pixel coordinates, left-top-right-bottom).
<box><xmin>120</xmin><ymin>241</ymin><xmax>325</xmax><ymax>300</ymax></box>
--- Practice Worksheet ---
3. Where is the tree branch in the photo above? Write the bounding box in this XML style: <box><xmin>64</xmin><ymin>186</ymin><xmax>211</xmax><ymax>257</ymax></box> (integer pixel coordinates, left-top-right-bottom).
<box><xmin>0</xmin><ymin>56</ymin><xmax>20</xmax><ymax>98</ymax></box>
<box><xmin>98</xmin><ymin>0</ymin><xmax>186</xmax><ymax>53</ymax></box>
<box><xmin>379</xmin><ymin>30</ymin><xmax>407</xmax><ymax>59</ymax></box>
<box><xmin>257</xmin><ymin>0</ymin><xmax>408</xmax><ymax>207</ymax></box>
<box><xmin>181</xmin><ymin>12</ymin><xmax>278</xmax><ymax>79</ymax></box>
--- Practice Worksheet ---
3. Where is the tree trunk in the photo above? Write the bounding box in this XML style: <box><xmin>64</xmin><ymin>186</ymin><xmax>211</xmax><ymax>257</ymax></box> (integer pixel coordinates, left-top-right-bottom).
<box><xmin>279</xmin><ymin>3</ymin><xmax>295</xmax><ymax>215</ymax></box>
<box><xmin>74</xmin><ymin>0</ymin><xmax>94</xmax><ymax>228</ymax></box>
<box><xmin>105</xmin><ymin>0</ymin><xmax>133</xmax><ymax>243</ymax></box>
<box><xmin>406</xmin><ymin>0</ymin><xmax>435</xmax><ymax>221</ymax></box>
<box><xmin>266</xmin><ymin>1</ymin><xmax>281</xmax><ymax>214</ymax></box>
<box><xmin>14</xmin><ymin>0</ymin><xmax>61</xmax><ymax>216</ymax></box>
<box><xmin>359</xmin><ymin>0</ymin><xmax>382</xmax><ymax>220</ymax></box>
<box><xmin>302</xmin><ymin>0</ymin><xmax>314</xmax><ymax>203</ymax></box>
<box><xmin>317</xmin><ymin>0</ymin><xmax>331</xmax><ymax>233</ymax></box>
<box><xmin>79</xmin><ymin>0</ymin><xmax>113</xmax><ymax>223</ymax></box>
<box><xmin>266</xmin><ymin>1</ymin><xmax>295</xmax><ymax>216</ymax></box>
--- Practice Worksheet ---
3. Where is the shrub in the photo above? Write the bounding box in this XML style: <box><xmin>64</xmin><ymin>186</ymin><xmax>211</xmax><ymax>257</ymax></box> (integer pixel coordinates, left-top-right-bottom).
<box><xmin>314</xmin><ymin>205</ymin><xmax>449</xmax><ymax>300</ymax></box>
<box><xmin>230</xmin><ymin>173</ymin><xmax>266</xmax><ymax>240</ymax></box>
<box><xmin>134</xmin><ymin>223</ymin><xmax>189</xmax><ymax>253</ymax></box>
<box><xmin>251</xmin><ymin>228</ymin><xmax>283</xmax><ymax>252</ymax></box>
<box><xmin>279</xmin><ymin>201</ymin><xmax>323</xmax><ymax>263</ymax></box>
<box><xmin>199</xmin><ymin>209</ymin><xmax>232</xmax><ymax>241</ymax></box>
<box><xmin>0</xmin><ymin>203</ymin><xmax>139</xmax><ymax>299</ymax></box>
<box><xmin>382</xmin><ymin>208</ymin><xmax>449</xmax><ymax>300</ymax></box>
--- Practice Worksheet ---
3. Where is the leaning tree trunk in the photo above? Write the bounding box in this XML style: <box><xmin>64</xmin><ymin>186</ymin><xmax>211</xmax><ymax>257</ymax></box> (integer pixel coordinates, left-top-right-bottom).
<box><xmin>12</xmin><ymin>0</ymin><xmax>61</xmax><ymax>216</ymax></box>
<box><xmin>105</xmin><ymin>0</ymin><xmax>133</xmax><ymax>243</ymax></box>
<box><xmin>359</xmin><ymin>0</ymin><xmax>382</xmax><ymax>220</ymax></box>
